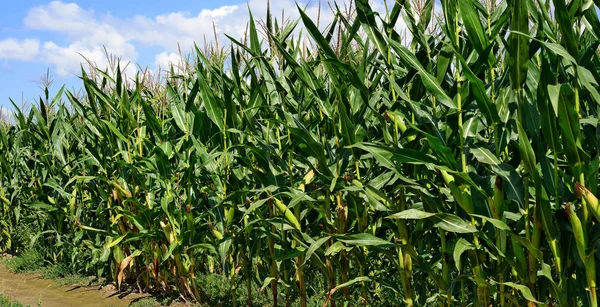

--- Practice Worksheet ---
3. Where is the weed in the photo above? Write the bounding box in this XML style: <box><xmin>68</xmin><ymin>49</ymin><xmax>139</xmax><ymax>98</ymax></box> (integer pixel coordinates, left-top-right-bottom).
<box><xmin>0</xmin><ymin>293</ymin><xmax>28</xmax><ymax>307</ymax></box>
<box><xmin>41</xmin><ymin>265</ymin><xmax>95</xmax><ymax>286</ymax></box>
<box><xmin>4</xmin><ymin>249</ymin><xmax>44</xmax><ymax>273</ymax></box>
<box><xmin>129</xmin><ymin>297</ymin><xmax>161</xmax><ymax>307</ymax></box>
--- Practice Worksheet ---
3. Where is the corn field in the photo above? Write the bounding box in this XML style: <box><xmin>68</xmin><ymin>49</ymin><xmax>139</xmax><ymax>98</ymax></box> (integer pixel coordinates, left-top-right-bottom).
<box><xmin>1</xmin><ymin>0</ymin><xmax>600</xmax><ymax>306</ymax></box>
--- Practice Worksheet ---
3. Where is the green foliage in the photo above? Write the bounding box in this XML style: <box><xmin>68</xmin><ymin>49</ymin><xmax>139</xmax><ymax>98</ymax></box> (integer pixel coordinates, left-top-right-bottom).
<box><xmin>0</xmin><ymin>294</ymin><xmax>28</xmax><ymax>307</ymax></box>
<box><xmin>128</xmin><ymin>297</ymin><xmax>161</xmax><ymax>307</ymax></box>
<box><xmin>41</xmin><ymin>264</ymin><xmax>94</xmax><ymax>286</ymax></box>
<box><xmin>196</xmin><ymin>274</ymin><xmax>272</xmax><ymax>307</ymax></box>
<box><xmin>4</xmin><ymin>249</ymin><xmax>44</xmax><ymax>273</ymax></box>
<box><xmin>1</xmin><ymin>0</ymin><xmax>600</xmax><ymax>306</ymax></box>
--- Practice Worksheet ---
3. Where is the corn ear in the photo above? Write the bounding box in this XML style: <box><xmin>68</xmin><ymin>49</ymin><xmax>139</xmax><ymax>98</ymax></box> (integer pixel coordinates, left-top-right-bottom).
<box><xmin>225</xmin><ymin>207</ymin><xmax>235</xmax><ymax>228</ymax></box>
<box><xmin>566</xmin><ymin>203</ymin><xmax>587</xmax><ymax>261</ymax></box>
<box><xmin>576</xmin><ymin>182</ymin><xmax>600</xmax><ymax>221</ymax></box>
<box><xmin>112</xmin><ymin>180</ymin><xmax>132</xmax><ymax>199</ymax></box>
<box><xmin>386</xmin><ymin>111</ymin><xmax>408</xmax><ymax>133</ymax></box>
<box><xmin>211</xmin><ymin>227</ymin><xmax>224</xmax><ymax>240</ymax></box>
<box><xmin>274</xmin><ymin>198</ymin><xmax>301</xmax><ymax>230</ymax></box>
<box><xmin>492</xmin><ymin>176</ymin><xmax>504</xmax><ymax>219</ymax></box>
<box><xmin>160</xmin><ymin>221</ymin><xmax>176</xmax><ymax>244</ymax></box>
<box><xmin>440</xmin><ymin>170</ymin><xmax>473</xmax><ymax>214</ymax></box>
<box><xmin>69</xmin><ymin>189</ymin><xmax>77</xmax><ymax>217</ymax></box>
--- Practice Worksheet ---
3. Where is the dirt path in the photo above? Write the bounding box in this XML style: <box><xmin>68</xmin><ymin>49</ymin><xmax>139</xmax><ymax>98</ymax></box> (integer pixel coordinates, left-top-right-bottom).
<box><xmin>0</xmin><ymin>265</ymin><xmax>146</xmax><ymax>307</ymax></box>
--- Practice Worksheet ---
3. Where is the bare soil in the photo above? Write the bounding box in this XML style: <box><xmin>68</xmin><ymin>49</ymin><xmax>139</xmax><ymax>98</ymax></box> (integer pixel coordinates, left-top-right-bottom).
<box><xmin>0</xmin><ymin>265</ymin><xmax>148</xmax><ymax>307</ymax></box>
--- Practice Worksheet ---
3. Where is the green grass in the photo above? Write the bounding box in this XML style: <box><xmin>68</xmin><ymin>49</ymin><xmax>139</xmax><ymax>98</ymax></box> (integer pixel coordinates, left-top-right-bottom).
<box><xmin>0</xmin><ymin>294</ymin><xmax>28</xmax><ymax>307</ymax></box>
<box><xmin>128</xmin><ymin>297</ymin><xmax>161</xmax><ymax>307</ymax></box>
<box><xmin>40</xmin><ymin>265</ymin><xmax>97</xmax><ymax>286</ymax></box>
<box><xmin>4</xmin><ymin>250</ymin><xmax>96</xmax><ymax>287</ymax></box>
<box><xmin>4</xmin><ymin>249</ymin><xmax>44</xmax><ymax>274</ymax></box>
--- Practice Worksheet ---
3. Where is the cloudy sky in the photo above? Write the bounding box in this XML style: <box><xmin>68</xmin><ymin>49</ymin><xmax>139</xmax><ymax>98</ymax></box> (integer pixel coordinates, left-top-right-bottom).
<box><xmin>0</xmin><ymin>0</ymin><xmax>380</xmax><ymax>111</ymax></box>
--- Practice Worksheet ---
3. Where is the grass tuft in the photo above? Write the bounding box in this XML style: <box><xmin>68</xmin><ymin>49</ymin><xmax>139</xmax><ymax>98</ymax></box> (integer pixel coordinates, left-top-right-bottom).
<box><xmin>4</xmin><ymin>249</ymin><xmax>44</xmax><ymax>274</ymax></box>
<box><xmin>0</xmin><ymin>294</ymin><xmax>28</xmax><ymax>307</ymax></box>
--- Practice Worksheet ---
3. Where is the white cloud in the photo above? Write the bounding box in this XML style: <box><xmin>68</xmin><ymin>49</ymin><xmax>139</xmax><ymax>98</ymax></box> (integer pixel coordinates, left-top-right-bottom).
<box><xmin>0</xmin><ymin>106</ymin><xmax>13</xmax><ymax>123</ymax></box>
<box><xmin>41</xmin><ymin>40</ymin><xmax>136</xmax><ymax>77</ymax></box>
<box><xmin>128</xmin><ymin>0</ymin><xmax>389</xmax><ymax>54</ymax></box>
<box><xmin>126</xmin><ymin>6</ymin><xmax>239</xmax><ymax>51</ymax></box>
<box><xmin>154</xmin><ymin>52</ymin><xmax>184</xmax><ymax>69</ymax></box>
<box><xmin>0</xmin><ymin>38</ymin><xmax>40</xmax><ymax>61</ymax></box>
<box><xmin>24</xmin><ymin>1</ymin><xmax>96</xmax><ymax>36</ymax></box>
<box><xmin>13</xmin><ymin>0</ymin><xmax>403</xmax><ymax>76</ymax></box>
<box><xmin>24</xmin><ymin>1</ymin><xmax>136</xmax><ymax>76</ymax></box>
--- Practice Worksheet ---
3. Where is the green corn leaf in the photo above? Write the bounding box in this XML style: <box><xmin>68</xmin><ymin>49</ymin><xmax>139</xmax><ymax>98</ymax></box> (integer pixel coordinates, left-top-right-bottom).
<box><xmin>470</xmin><ymin>214</ymin><xmax>510</xmax><ymax>231</ymax></box>
<box><xmin>102</xmin><ymin>119</ymin><xmax>129</xmax><ymax>144</ymax></box>
<box><xmin>355</xmin><ymin>0</ymin><xmax>389</xmax><ymax>61</ymax></box>
<box><xmin>386</xmin><ymin>208</ymin><xmax>437</xmax><ymax>219</ymax></box>
<box><xmin>387</xmin><ymin>209</ymin><xmax>477</xmax><ymax>233</ymax></box>
<box><xmin>352</xmin><ymin>143</ymin><xmax>440</xmax><ymax>166</ymax></box>
<box><xmin>303</xmin><ymin>236</ymin><xmax>331</xmax><ymax>266</ymax></box>
<box><xmin>331</xmin><ymin>276</ymin><xmax>371</xmax><ymax>293</ymax></box>
<box><xmin>499</xmin><ymin>282</ymin><xmax>545</xmax><ymax>305</ymax></box>
<box><xmin>105</xmin><ymin>232</ymin><xmax>128</xmax><ymax>249</ymax></box>
<box><xmin>508</xmin><ymin>0</ymin><xmax>529</xmax><ymax>91</ymax></box>
<box><xmin>297</xmin><ymin>4</ymin><xmax>337</xmax><ymax>59</ymax></box>
<box><xmin>333</xmin><ymin>233</ymin><xmax>394</xmax><ymax>247</ymax></box>
<box><xmin>453</xmin><ymin>238</ymin><xmax>476</xmax><ymax>271</ymax></box>
<box><xmin>433</xmin><ymin>214</ymin><xmax>478</xmax><ymax>233</ymax></box>
<box><xmin>458</xmin><ymin>0</ymin><xmax>489</xmax><ymax>56</ymax></box>
<box><xmin>170</xmin><ymin>102</ymin><xmax>188</xmax><ymax>134</ymax></box>
<box><xmin>248</xmin><ymin>8</ymin><xmax>261</xmax><ymax>55</ymax></box>
<box><xmin>471</xmin><ymin>147</ymin><xmax>502</xmax><ymax>165</ymax></box>
<box><xmin>553</xmin><ymin>0</ymin><xmax>578</xmax><ymax>58</ymax></box>
<box><xmin>454</xmin><ymin>51</ymin><xmax>500</xmax><ymax>123</ymax></box>
<box><xmin>387</xmin><ymin>39</ymin><xmax>456</xmax><ymax>109</ymax></box>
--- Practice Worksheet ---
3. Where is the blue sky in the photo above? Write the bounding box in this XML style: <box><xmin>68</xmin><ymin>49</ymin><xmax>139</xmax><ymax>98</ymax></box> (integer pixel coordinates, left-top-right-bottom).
<box><xmin>0</xmin><ymin>0</ymin><xmax>361</xmax><ymax>112</ymax></box>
